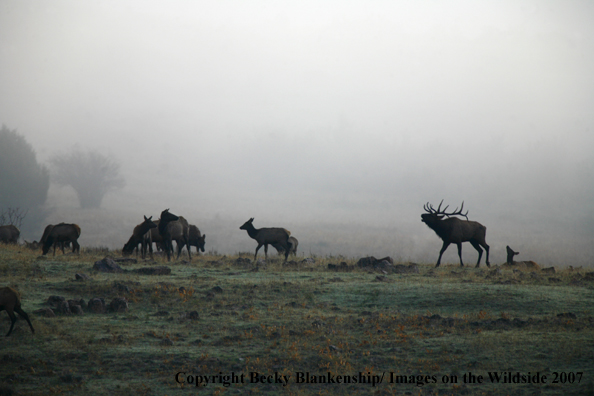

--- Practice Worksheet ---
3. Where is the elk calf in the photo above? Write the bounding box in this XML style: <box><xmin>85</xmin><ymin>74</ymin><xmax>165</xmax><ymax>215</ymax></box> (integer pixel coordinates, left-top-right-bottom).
<box><xmin>0</xmin><ymin>287</ymin><xmax>35</xmax><ymax>337</ymax></box>
<box><xmin>421</xmin><ymin>201</ymin><xmax>490</xmax><ymax>268</ymax></box>
<box><xmin>240</xmin><ymin>218</ymin><xmax>291</xmax><ymax>262</ymax></box>
<box><xmin>273</xmin><ymin>236</ymin><xmax>298</xmax><ymax>256</ymax></box>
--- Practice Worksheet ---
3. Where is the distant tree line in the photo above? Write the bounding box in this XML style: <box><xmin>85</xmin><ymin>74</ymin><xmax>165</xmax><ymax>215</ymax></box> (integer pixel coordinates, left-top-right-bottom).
<box><xmin>0</xmin><ymin>123</ymin><xmax>125</xmax><ymax>237</ymax></box>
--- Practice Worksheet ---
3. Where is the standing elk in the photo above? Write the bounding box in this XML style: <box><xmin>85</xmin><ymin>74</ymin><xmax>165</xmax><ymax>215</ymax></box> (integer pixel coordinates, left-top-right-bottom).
<box><xmin>0</xmin><ymin>287</ymin><xmax>34</xmax><ymax>337</ymax></box>
<box><xmin>158</xmin><ymin>209</ymin><xmax>179</xmax><ymax>261</ymax></box>
<box><xmin>273</xmin><ymin>236</ymin><xmax>298</xmax><ymax>256</ymax></box>
<box><xmin>421</xmin><ymin>201</ymin><xmax>490</xmax><ymax>268</ymax></box>
<box><xmin>157</xmin><ymin>209</ymin><xmax>192</xmax><ymax>261</ymax></box>
<box><xmin>0</xmin><ymin>225</ymin><xmax>20</xmax><ymax>244</ymax></box>
<box><xmin>240</xmin><ymin>217</ymin><xmax>291</xmax><ymax>262</ymax></box>
<box><xmin>122</xmin><ymin>216</ymin><xmax>157</xmax><ymax>259</ymax></box>
<box><xmin>42</xmin><ymin>223</ymin><xmax>81</xmax><ymax>256</ymax></box>
<box><xmin>188</xmin><ymin>225</ymin><xmax>206</xmax><ymax>254</ymax></box>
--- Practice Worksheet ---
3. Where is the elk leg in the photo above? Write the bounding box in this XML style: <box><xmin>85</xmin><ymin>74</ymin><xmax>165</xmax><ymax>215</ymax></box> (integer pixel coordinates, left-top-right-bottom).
<box><xmin>457</xmin><ymin>243</ymin><xmax>464</xmax><ymax>267</ymax></box>
<box><xmin>186</xmin><ymin>237</ymin><xmax>192</xmax><ymax>262</ymax></box>
<box><xmin>254</xmin><ymin>244</ymin><xmax>263</xmax><ymax>260</ymax></box>
<box><xmin>264</xmin><ymin>244</ymin><xmax>269</xmax><ymax>260</ymax></box>
<box><xmin>15</xmin><ymin>307</ymin><xmax>34</xmax><ymax>334</ymax></box>
<box><xmin>483</xmin><ymin>243</ymin><xmax>490</xmax><ymax>267</ymax></box>
<box><xmin>436</xmin><ymin>241</ymin><xmax>450</xmax><ymax>267</ymax></box>
<box><xmin>5</xmin><ymin>310</ymin><xmax>17</xmax><ymax>337</ymax></box>
<box><xmin>284</xmin><ymin>242</ymin><xmax>290</xmax><ymax>262</ymax></box>
<box><xmin>469</xmin><ymin>240</ymin><xmax>483</xmax><ymax>267</ymax></box>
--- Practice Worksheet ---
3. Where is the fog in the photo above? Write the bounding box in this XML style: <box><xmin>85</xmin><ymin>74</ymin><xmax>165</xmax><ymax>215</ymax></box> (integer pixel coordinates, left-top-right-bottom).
<box><xmin>1</xmin><ymin>0</ymin><xmax>593</xmax><ymax>266</ymax></box>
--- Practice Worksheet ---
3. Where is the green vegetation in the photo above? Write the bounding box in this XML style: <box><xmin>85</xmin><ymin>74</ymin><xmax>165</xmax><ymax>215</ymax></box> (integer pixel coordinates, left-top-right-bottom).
<box><xmin>1</xmin><ymin>245</ymin><xmax>593</xmax><ymax>395</ymax></box>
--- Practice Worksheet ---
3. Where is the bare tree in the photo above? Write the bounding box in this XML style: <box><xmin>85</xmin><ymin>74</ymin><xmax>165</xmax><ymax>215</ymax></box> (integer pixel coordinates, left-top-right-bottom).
<box><xmin>0</xmin><ymin>207</ymin><xmax>28</xmax><ymax>229</ymax></box>
<box><xmin>49</xmin><ymin>149</ymin><xmax>125</xmax><ymax>209</ymax></box>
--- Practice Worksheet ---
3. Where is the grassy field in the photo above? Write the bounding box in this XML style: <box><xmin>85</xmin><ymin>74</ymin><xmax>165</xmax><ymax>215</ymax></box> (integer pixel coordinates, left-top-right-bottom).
<box><xmin>1</xmin><ymin>244</ymin><xmax>593</xmax><ymax>395</ymax></box>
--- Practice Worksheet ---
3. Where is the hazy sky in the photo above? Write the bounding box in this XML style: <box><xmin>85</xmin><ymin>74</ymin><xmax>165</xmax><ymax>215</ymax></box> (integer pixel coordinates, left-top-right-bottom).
<box><xmin>1</xmin><ymin>1</ymin><xmax>593</xmax><ymax>263</ymax></box>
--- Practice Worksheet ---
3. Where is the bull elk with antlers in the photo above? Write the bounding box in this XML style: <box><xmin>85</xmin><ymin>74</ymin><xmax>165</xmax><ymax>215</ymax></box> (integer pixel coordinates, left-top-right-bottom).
<box><xmin>421</xmin><ymin>200</ymin><xmax>490</xmax><ymax>268</ymax></box>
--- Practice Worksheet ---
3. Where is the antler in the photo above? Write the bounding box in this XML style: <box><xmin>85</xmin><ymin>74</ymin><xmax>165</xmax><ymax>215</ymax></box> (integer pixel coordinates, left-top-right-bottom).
<box><xmin>424</xmin><ymin>200</ymin><xmax>469</xmax><ymax>220</ymax></box>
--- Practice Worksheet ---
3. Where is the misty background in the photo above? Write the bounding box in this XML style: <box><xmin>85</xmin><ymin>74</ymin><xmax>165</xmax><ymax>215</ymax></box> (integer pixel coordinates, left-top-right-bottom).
<box><xmin>1</xmin><ymin>0</ymin><xmax>593</xmax><ymax>266</ymax></box>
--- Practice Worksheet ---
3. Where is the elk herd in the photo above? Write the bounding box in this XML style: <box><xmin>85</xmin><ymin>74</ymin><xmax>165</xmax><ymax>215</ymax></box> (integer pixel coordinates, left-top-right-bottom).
<box><xmin>0</xmin><ymin>200</ymin><xmax>547</xmax><ymax>337</ymax></box>
<box><xmin>0</xmin><ymin>200</ymin><xmax>513</xmax><ymax>267</ymax></box>
<box><xmin>0</xmin><ymin>201</ymin><xmax>505</xmax><ymax>268</ymax></box>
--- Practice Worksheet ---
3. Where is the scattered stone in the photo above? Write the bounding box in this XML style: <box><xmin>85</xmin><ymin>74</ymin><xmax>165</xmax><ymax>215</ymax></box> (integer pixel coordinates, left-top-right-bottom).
<box><xmin>132</xmin><ymin>266</ymin><xmax>171</xmax><ymax>275</ymax></box>
<box><xmin>557</xmin><ymin>312</ymin><xmax>576</xmax><ymax>319</ymax></box>
<box><xmin>70</xmin><ymin>305</ymin><xmax>84</xmax><ymax>315</ymax></box>
<box><xmin>47</xmin><ymin>296</ymin><xmax>65</xmax><ymax>307</ymax></box>
<box><xmin>93</xmin><ymin>257</ymin><xmax>124</xmax><ymax>273</ymax></box>
<box><xmin>357</xmin><ymin>256</ymin><xmax>395</xmax><ymax>270</ymax></box>
<box><xmin>109</xmin><ymin>297</ymin><xmax>128</xmax><ymax>313</ymax></box>
<box><xmin>234</xmin><ymin>257</ymin><xmax>252</xmax><ymax>267</ymax></box>
<box><xmin>328</xmin><ymin>262</ymin><xmax>352</xmax><ymax>271</ymax></box>
<box><xmin>302</xmin><ymin>258</ymin><xmax>315</xmax><ymax>265</ymax></box>
<box><xmin>211</xmin><ymin>286</ymin><xmax>223</xmax><ymax>293</ymax></box>
<box><xmin>57</xmin><ymin>301</ymin><xmax>71</xmax><ymax>315</ymax></box>
<box><xmin>541</xmin><ymin>267</ymin><xmax>556</xmax><ymax>274</ymax></box>
<box><xmin>583</xmin><ymin>272</ymin><xmax>594</xmax><ymax>281</ymax></box>
<box><xmin>160</xmin><ymin>338</ymin><xmax>174</xmax><ymax>346</ymax></box>
<box><xmin>87</xmin><ymin>298</ymin><xmax>106</xmax><ymax>313</ymax></box>
<box><xmin>75</xmin><ymin>273</ymin><xmax>90</xmax><ymax>281</ymax></box>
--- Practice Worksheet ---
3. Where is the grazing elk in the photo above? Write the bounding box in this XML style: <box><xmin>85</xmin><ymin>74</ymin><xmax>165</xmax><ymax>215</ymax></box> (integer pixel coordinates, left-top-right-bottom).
<box><xmin>421</xmin><ymin>201</ymin><xmax>490</xmax><ymax>268</ymax></box>
<box><xmin>122</xmin><ymin>216</ymin><xmax>157</xmax><ymax>259</ymax></box>
<box><xmin>0</xmin><ymin>225</ymin><xmax>20</xmax><ymax>244</ymax></box>
<box><xmin>188</xmin><ymin>225</ymin><xmax>206</xmax><ymax>254</ymax></box>
<box><xmin>0</xmin><ymin>287</ymin><xmax>34</xmax><ymax>337</ymax></box>
<box><xmin>39</xmin><ymin>224</ymin><xmax>71</xmax><ymax>254</ymax></box>
<box><xmin>240</xmin><ymin>218</ymin><xmax>291</xmax><ymax>262</ymax></box>
<box><xmin>42</xmin><ymin>223</ymin><xmax>81</xmax><ymax>256</ymax></box>
<box><xmin>273</xmin><ymin>236</ymin><xmax>298</xmax><ymax>256</ymax></box>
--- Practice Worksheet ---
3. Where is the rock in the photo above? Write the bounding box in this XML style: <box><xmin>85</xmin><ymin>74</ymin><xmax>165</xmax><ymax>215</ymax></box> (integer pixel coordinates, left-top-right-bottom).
<box><xmin>211</xmin><ymin>286</ymin><xmax>223</xmax><ymax>293</ymax></box>
<box><xmin>109</xmin><ymin>297</ymin><xmax>128</xmax><ymax>313</ymax></box>
<box><xmin>357</xmin><ymin>256</ymin><xmax>394</xmax><ymax>268</ymax></box>
<box><xmin>93</xmin><ymin>257</ymin><xmax>124</xmax><ymax>273</ymax></box>
<box><xmin>70</xmin><ymin>305</ymin><xmax>84</xmax><ymax>315</ymax></box>
<box><xmin>75</xmin><ymin>273</ymin><xmax>90</xmax><ymax>281</ymax></box>
<box><xmin>160</xmin><ymin>338</ymin><xmax>174</xmax><ymax>346</ymax></box>
<box><xmin>57</xmin><ymin>301</ymin><xmax>71</xmax><ymax>315</ymax></box>
<box><xmin>87</xmin><ymin>298</ymin><xmax>106</xmax><ymax>313</ymax></box>
<box><xmin>541</xmin><ymin>267</ymin><xmax>556</xmax><ymax>274</ymax></box>
<box><xmin>47</xmin><ymin>296</ymin><xmax>65</xmax><ymax>307</ymax></box>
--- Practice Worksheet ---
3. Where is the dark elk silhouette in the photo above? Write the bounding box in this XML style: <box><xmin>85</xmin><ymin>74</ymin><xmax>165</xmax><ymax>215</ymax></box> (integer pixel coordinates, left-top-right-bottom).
<box><xmin>421</xmin><ymin>201</ymin><xmax>490</xmax><ymax>268</ymax></box>
<box><xmin>42</xmin><ymin>223</ymin><xmax>81</xmax><ymax>256</ymax></box>
<box><xmin>157</xmin><ymin>209</ymin><xmax>192</xmax><ymax>261</ymax></box>
<box><xmin>240</xmin><ymin>218</ymin><xmax>292</xmax><ymax>262</ymax></box>
<box><xmin>122</xmin><ymin>216</ymin><xmax>157</xmax><ymax>259</ymax></box>
<box><xmin>0</xmin><ymin>287</ymin><xmax>35</xmax><ymax>337</ymax></box>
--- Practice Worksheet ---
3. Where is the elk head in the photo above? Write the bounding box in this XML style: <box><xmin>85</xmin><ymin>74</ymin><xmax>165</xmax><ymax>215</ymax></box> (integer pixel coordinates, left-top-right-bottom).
<box><xmin>421</xmin><ymin>200</ymin><xmax>468</xmax><ymax>226</ymax></box>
